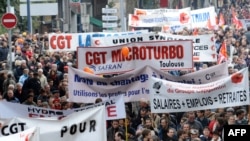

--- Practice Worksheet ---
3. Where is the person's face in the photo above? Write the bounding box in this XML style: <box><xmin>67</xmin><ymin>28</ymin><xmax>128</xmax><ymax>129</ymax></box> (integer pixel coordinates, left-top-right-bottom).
<box><xmin>160</xmin><ymin>119</ymin><xmax>168</xmax><ymax>128</ymax></box>
<box><xmin>183</xmin><ymin>124</ymin><xmax>190</xmax><ymax>132</ymax></box>
<box><xmin>228</xmin><ymin>116</ymin><xmax>235</xmax><ymax>125</ymax></box>
<box><xmin>228</xmin><ymin>68</ymin><xmax>234</xmax><ymax>74</ymax></box>
<box><xmin>16</xmin><ymin>84</ymin><xmax>22</xmax><ymax>90</ymax></box>
<box><xmin>49</xmin><ymin>81</ymin><xmax>53</xmax><ymax>85</ymax></box>
<box><xmin>196</xmin><ymin>111</ymin><xmax>203</xmax><ymax>118</ymax></box>
<box><xmin>37</xmin><ymin>100</ymin><xmax>42</xmax><ymax>105</ymax></box>
<box><xmin>112</xmin><ymin>121</ymin><xmax>119</xmax><ymax>129</ymax></box>
<box><xmin>62</xmin><ymin>103</ymin><xmax>69</xmax><ymax>109</ymax></box>
<box><xmin>21</xmin><ymin>62</ymin><xmax>27</xmax><ymax>68</ymax></box>
<box><xmin>231</xmin><ymin>39</ymin><xmax>236</xmax><ymax>44</ymax></box>
<box><xmin>28</xmin><ymin>96</ymin><xmax>33</xmax><ymax>102</ymax></box>
<box><xmin>180</xmin><ymin>119</ymin><xmax>185</xmax><ymax>126</ymax></box>
<box><xmin>118</xmin><ymin>120</ymin><xmax>124</xmax><ymax>127</ymax></box>
<box><xmin>167</xmin><ymin>129</ymin><xmax>175</xmax><ymax>137</ymax></box>
<box><xmin>45</xmin><ymin>85</ymin><xmax>50</xmax><ymax>91</ymax></box>
<box><xmin>140</xmin><ymin>109</ymin><xmax>147</xmax><ymax>117</ymax></box>
<box><xmin>145</xmin><ymin>132</ymin><xmax>152</xmax><ymax>139</ymax></box>
<box><xmin>62</xmin><ymin>82</ymin><xmax>68</xmax><ymax>88</ymax></box>
<box><xmin>145</xmin><ymin>119</ymin><xmax>152</xmax><ymax>127</ymax></box>
<box><xmin>37</xmin><ymin>64</ymin><xmax>42</xmax><ymax>68</ymax></box>
<box><xmin>29</xmin><ymin>72</ymin><xmax>34</xmax><ymax>78</ymax></box>
<box><xmin>38</xmin><ymin>71</ymin><xmax>42</xmax><ymax>76</ymax></box>
<box><xmin>241</xmin><ymin>39</ymin><xmax>247</xmax><ymax>46</ymax></box>
<box><xmin>7</xmin><ymin>91</ymin><xmax>14</xmax><ymax>97</ymax></box>
<box><xmin>218</xmin><ymin>108</ymin><xmax>225</xmax><ymax>113</ymax></box>
<box><xmin>238</xmin><ymin>112</ymin><xmax>245</xmax><ymax>119</ymax></box>
<box><xmin>203</xmin><ymin>128</ymin><xmax>210</xmax><ymax>136</ymax></box>
<box><xmin>188</xmin><ymin>112</ymin><xmax>196</xmax><ymax>121</ymax></box>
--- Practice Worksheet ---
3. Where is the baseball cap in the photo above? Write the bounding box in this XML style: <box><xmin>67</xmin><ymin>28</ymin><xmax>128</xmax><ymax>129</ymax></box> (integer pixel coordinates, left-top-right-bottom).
<box><xmin>226</xmin><ymin>107</ymin><xmax>234</xmax><ymax>112</ymax></box>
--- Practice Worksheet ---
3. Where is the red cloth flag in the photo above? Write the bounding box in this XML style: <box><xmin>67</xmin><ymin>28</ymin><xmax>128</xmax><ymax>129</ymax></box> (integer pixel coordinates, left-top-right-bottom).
<box><xmin>219</xmin><ymin>13</ymin><xmax>225</xmax><ymax>26</ymax></box>
<box><xmin>217</xmin><ymin>41</ymin><xmax>228</xmax><ymax>64</ymax></box>
<box><xmin>232</xmin><ymin>10</ymin><xmax>243</xmax><ymax>29</ymax></box>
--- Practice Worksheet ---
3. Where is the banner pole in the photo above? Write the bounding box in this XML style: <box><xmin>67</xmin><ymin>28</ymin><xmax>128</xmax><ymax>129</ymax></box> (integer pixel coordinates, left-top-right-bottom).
<box><xmin>125</xmin><ymin>118</ymin><xmax>128</xmax><ymax>141</ymax></box>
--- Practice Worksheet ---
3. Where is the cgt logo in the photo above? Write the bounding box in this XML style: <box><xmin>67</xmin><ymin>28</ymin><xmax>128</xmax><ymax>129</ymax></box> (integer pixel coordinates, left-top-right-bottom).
<box><xmin>231</xmin><ymin>73</ymin><xmax>243</xmax><ymax>84</ymax></box>
<box><xmin>1</xmin><ymin>123</ymin><xmax>26</xmax><ymax>136</ymax></box>
<box><xmin>179</xmin><ymin>12</ymin><xmax>190</xmax><ymax>24</ymax></box>
<box><xmin>50</xmin><ymin>35</ymin><xmax>72</xmax><ymax>50</ymax></box>
<box><xmin>94</xmin><ymin>40</ymin><xmax>100</xmax><ymax>45</ymax></box>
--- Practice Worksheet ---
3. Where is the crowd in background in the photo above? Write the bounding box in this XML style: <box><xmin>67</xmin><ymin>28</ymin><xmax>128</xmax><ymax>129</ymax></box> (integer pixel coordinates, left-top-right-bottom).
<box><xmin>0</xmin><ymin>1</ymin><xmax>250</xmax><ymax>141</ymax></box>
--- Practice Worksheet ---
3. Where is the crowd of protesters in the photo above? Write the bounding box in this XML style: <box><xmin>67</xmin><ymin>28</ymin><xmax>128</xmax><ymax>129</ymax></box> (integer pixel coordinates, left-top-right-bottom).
<box><xmin>1</xmin><ymin>1</ymin><xmax>250</xmax><ymax>141</ymax></box>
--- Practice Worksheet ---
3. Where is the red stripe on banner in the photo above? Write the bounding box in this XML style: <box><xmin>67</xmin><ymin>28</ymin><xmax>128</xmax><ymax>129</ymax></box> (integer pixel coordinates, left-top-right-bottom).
<box><xmin>193</xmin><ymin>57</ymin><xmax>200</xmax><ymax>61</ymax></box>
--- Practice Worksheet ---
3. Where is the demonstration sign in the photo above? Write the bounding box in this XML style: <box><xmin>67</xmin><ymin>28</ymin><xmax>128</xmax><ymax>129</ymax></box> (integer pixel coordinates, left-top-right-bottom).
<box><xmin>129</xmin><ymin>8</ymin><xmax>191</xmax><ymax>27</ymax></box>
<box><xmin>191</xmin><ymin>7</ymin><xmax>216</xmax><ymax>28</ymax></box>
<box><xmin>130</xmin><ymin>6</ymin><xmax>216</xmax><ymax>28</ymax></box>
<box><xmin>91</xmin><ymin>33</ymin><xmax>216</xmax><ymax>62</ymax></box>
<box><xmin>48</xmin><ymin>30</ymin><xmax>148</xmax><ymax>51</ymax></box>
<box><xmin>0</xmin><ymin>106</ymin><xmax>106</xmax><ymax>141</ymax></box>
<box><xmin>149</xmin><ymin>68</ymin><xmax>249</xmax><ymax>113</ymax></box>
<box><xmin>69</xmin><ymin>63</ymin><xmax>228</xmax><ymax>103</ymax></box>
<box><xmin>134</xmin><ymin>7</ymin><xmax>191</xmax><ymax>15</ymax></box>
<box><xmin>77</xmin><ymin>40</ymin><xmax>193</xmax><ymax>74</ymax></box>
<box><xmin>0</xmin><ymin>127</ymin><xmax>39</xmax><ymax>141</ymax></box>
<box><xmin>0</xmin><ymin>95</ymin><xmax>125</xmax><ymax>120</ymax></box>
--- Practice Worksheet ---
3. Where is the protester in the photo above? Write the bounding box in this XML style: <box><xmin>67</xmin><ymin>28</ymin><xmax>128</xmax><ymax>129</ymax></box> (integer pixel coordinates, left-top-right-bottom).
<box><xmin>107</xmin><ymin>120</ymin><xmax>125</xmax><ymax>141</ymax></box>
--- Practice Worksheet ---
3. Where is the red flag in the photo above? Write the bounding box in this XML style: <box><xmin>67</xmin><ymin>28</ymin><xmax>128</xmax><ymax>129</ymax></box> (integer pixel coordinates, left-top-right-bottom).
<box><xmin>217</xmin><ymin>41</ymin><xmax>228</xmax><ymax>64</ymax></box>
<box><xmin>232</xmin><ymin>10</ymin><xmax>243</xmax><ymax>29</ymax></box>
<box><xmin>219</xmin><ymin>13</ymin><xmax>225</xmax><ymax>26</ymax></box>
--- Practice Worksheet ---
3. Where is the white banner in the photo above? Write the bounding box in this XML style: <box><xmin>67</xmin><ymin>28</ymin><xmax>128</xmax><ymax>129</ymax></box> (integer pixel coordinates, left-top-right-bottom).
<box><xmin>134</xmin><ymin>7</ymin><xmax>191</xmax><ymax>15</ymax></box>
<box><xmin>0</xmin><ymin>127</ymin><xmax>39</xmax><ymax>141</ymax></box>
<box><xmin>130</xmin><ymin>7</ymin><xmax>216</xmax><ymax>28</ymax></box>
<box><xmin>77</xmin><ymin>40</ymin><xmax>193</xmax><ymax>74</ymax></box>
<box><xmin>91</xmin><ymin>33</ymin><xmax>216</xmax><ymax>62</ymax></box>
<box><xmin>129</xmin><ymin>8</ymin><xmax>191</xmax><ymax>27</ymax></box>
<box><xmin>48</xmin><ymin>30</ymin><xmax>148</xmax><ymax>51</ymax></box>
<box><xmin>191</xmin><ymin>7</ymin><xmax>216</xmax><ymax>28</ymax></box>
<box><xmin>69</xmin><ymin>63</ymin><xmax>228</xmax><ymax>103</ymax></box>
<box><xmin>159</xmin><ymin>33</ymin><xmax>216</xmax><ymax>62</ymax></box>
<box><xmin>149</xmin><ymin>68</ymin><xmax>249</xmax><ymax>113</ymax></box>
<box><xmin>0</xmin><ymin>95</ymin><xmax>125</xmax><ymax>120</ymax></box>
<box><xmin>0</xmin><ymin>106</ymin><xmax>106</xmax><ymax>141</ymax></box>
